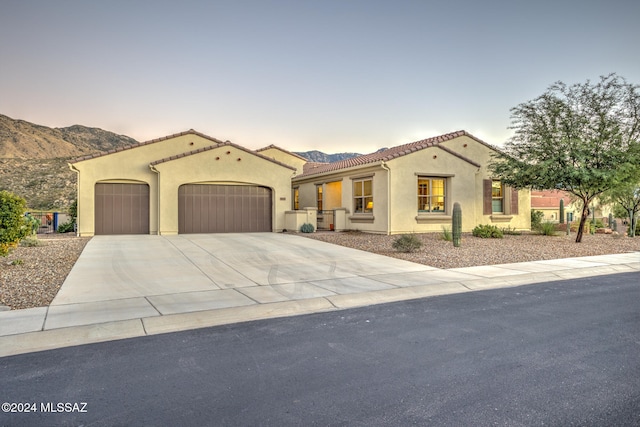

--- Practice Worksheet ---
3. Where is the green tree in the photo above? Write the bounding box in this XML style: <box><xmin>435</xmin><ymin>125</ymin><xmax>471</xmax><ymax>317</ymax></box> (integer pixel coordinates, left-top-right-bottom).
<box><xmin>601</xmin><ymin>182</ymin><xmax>640</xmax><ymax>237</ymax></box>
<box><xmin>490</xmin><ymin>74</ymin><xmax>640</xmax><ymax>242</ymax></box>
<box><xmin>0</xmin><ymin>190</ymin><xmax>30</xmax><ymax>256</ymax></box>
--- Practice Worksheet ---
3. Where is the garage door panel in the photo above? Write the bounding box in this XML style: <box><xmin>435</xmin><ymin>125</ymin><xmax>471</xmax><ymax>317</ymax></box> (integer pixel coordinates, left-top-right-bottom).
<box><xmin>95</xmin><ymin>183</ymin><xmax>150</xmax><ymax>235</ymax></box>
<box><xmin>179</xmin><ymin>184</ymin><xmax>271</xmax><ymax>233</ymax></box>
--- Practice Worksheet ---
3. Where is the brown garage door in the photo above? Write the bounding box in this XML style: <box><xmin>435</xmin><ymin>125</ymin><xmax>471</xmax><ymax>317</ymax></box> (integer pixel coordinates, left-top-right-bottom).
<box><xmin>179</xmin><ymin>184</ymin><xmax>272</xmax><ymax>233</ymax></box>
<box><xmin>95</xmin><ymin>183</ymin><xmax>150</xmax><ymax>235</ymax></box>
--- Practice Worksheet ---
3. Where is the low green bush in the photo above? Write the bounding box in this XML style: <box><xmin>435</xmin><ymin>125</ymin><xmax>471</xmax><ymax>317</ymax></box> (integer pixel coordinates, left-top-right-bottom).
<box><xmin>300</xmin><ymin>223</ymin><xmax>315</xmax><ymax>233</ymax></box>
<box><xmin>472</xmin><ymin>224</ymin><xmax>503</xmax><ymax>238</ymax></box>
<box><xmin>441</xmin><ymin>226</ymin><xmax>452</xmax><ymax>241</ymax></box>
<box><xmin>57</xmin><ymin>220</ymin><xmax>75</xmax><ymax>233</ymax></box>
<box><xmin>392</xmin><ymin>234</ymin><xmax>423</xmax><ymax>253</ymax></box>
<box><xmin>20</xmin><ymin>236</ymin><xmax>45</xmax><ymax>247</ymax></box>
<box><xmin>501</xmin><ymin>226</ymin><xmax>522</xmax><ymax>235</ymax></box>
<box><xmin>539</xmin><ymin>221</ymin><xmax>557</xmax><ymax>236</ymax></box>
<box><xmin>531</xmin><ymin>209</ymin><xmax>544</xmax><ymax>231</ymax></box>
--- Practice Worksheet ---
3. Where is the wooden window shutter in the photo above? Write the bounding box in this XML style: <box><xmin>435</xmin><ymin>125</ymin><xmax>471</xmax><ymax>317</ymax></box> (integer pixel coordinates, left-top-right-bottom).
<box><xmin>510</xmin><ymin>187</ymin><xmax>519</xmax><ymax>215</ymax></box>
<box><xmin>483</xmin><ymin>179</ymin><xmax>492</xmax><ymax>215</ymax></box>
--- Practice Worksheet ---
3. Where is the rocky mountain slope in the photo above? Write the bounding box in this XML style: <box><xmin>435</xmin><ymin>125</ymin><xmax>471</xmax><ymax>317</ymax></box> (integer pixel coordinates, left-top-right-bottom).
<box><xmin>294</xmin><ymin>150</ymin><xmax>361</xmax><ymax>163</ymax></box>
<box><xmin>0</xmin><ymin>114</ymin><xmax>137</xmax><ymax>210</ymax></box>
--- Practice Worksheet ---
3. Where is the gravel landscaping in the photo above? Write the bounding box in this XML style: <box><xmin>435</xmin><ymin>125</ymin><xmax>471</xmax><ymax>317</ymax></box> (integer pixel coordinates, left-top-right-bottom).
<box><xmin>1</xmin><ymin>231</ymin><xmax>638</xmax><ymax>311</ymax></box>
<box><xmin>303</xmin><ymin>230</ymin><xmax>640</xmax><ymax>269</ymax></box>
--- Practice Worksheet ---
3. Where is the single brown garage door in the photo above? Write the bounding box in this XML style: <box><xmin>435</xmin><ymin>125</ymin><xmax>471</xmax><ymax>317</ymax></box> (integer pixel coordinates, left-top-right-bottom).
<box><xmin>179</xmin><ymin>184</ymin><xmax>272</xmax><ymax>233</ymax></box>
<box><xmin>95</xmin><ymin>183</ymin><xmax>150</xmax><ymax>235</ymax></box>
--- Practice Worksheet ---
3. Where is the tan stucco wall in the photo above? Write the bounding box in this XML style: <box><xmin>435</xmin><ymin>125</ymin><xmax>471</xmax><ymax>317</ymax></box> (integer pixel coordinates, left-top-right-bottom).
<box><xmin>152</xmin><ymin>144</ymin><xmax>294</xmax><ymax>234</ymax></box>
<box><xmin>72</xmin><ymin>133</ymin><xmax>294</xmax><ymax>236</ymax></box>
<box><xmin>258</xmin><ymin>147</ymin><xmax>307</xmax><ymax>175</ymax></box>
<box><xmin>292</xmin><ymin>134</ymin><xmax>531</xmax><ymax>234</ymax></box>
<box><xmin>441</xmin><ymin>135</ymin><xmax>531</xmax><ymax>231</ymax></box>
<box><xmin>385</xmin><ymin>145</ymin><xmax>478</xmax><ymax>233</ymax></box>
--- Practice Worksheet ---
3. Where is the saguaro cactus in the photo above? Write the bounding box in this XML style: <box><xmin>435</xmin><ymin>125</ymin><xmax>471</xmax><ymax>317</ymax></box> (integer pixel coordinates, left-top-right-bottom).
<box><xmin>608</xmin><ymin>213</ymin><xmax>613</xmax><ymax>227</ymax></box>
<box><xmin>559</xmin><ymin>199</ymin><xmax>564</xmax><ymax>224</ymax></box>
<box><xmin>452</xmin><ymin>202</ymin><xmax>462</xmax><ymax>247</ymax></box>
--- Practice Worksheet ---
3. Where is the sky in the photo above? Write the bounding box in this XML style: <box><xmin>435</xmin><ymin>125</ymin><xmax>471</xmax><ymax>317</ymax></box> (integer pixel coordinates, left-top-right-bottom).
<box><xmin>1</xmin><ymin>0</ymin><xmax>639</xmax><ymax>154</ymax></box>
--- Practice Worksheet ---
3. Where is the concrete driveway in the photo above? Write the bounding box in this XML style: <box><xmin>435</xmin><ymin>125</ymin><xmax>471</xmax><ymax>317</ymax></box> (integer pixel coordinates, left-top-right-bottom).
<box><xmin>52</xmin><ymin>233</ymin><xmax>441</xmax><ymax>306</ymax></box>
<box><xmin>47</xmin><ymin>233</ymin><xmax>472</xmax><ymax>330</ymax></box>
<box><xmin>1</xmin><ymin>233</ymin><xmax>638</xmax><ymax>356</ymax></box>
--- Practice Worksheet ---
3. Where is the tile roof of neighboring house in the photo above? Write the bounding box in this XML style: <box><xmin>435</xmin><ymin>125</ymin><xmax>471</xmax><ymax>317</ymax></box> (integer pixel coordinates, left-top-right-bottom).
<box><xmin>255</xmin><ymin>144</ymin><xmax>309</xmax><ymax>161</ymax></box>
<box><xmin>149</xmin><ymin>140</ymin><xmax>296</xmax><ymax>170</ymax></box>
<box><xmin>295</xmin><ymin>130</ymin><xmax>487</xmax><ymax>178</ymax></box>
<box><xmin>530</xmin><ymin>190</ymin><xmax>572</xmax><ymax>208</ymax></box>
<box><xmin>70</xmin><ymin>129</ymin><xmax>227</xmax><ymax>163</ymax></box>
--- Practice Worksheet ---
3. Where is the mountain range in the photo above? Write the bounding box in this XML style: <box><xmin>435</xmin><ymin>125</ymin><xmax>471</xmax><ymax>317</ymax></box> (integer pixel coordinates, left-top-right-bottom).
<box><xmin>0</xmin><ymin>114</ymin><xmax>360</xmax><ymax>210</ymax></box>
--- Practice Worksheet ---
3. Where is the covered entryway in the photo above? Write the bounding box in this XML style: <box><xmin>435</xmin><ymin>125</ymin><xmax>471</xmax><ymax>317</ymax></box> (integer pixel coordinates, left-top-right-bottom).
<box><xmin>95</xmin><ymin>183</ymin><xmax>150</xmax><ymax>235</ymax></box>
<box><xmin>178</xmin><ymin>184</ymin><xmax>272</xmax><ymax>233</ymax></box>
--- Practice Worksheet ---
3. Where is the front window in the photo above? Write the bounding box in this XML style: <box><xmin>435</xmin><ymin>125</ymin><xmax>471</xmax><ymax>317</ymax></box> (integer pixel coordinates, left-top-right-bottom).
<box><xmin>293</xmin><ymin>187</ymin><xmax>299</xmax><ymax>210</ymax></box>
<box><xmin>418</xmin><ymin>177</ymin><xmax>445</xmax><ymax>212</ymax></box>
<box><xmin>316</xmin><ymin>185</ymin><xmax>323</xmax><ymax>211</ymax></box>
<box><xmin>492</xmin><ymin>180</ymin><xmax>503</xmax><ymax>213</ymax></box>
<box><xmin>353</xmin><ymin>178</ymin><xmax>373</xmax><ymax>214</ymax></box>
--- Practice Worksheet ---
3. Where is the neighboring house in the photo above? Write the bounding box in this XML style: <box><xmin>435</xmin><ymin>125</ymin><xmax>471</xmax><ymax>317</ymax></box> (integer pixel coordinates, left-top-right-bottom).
<box><xmin>292</xmin><ymin>130</ymin><xmax>531</xmax><ymax>234</ymax></box>
<box><xmin>531</xmin><ymin>190</ymin><xmax>612</xmax><ymax>223</ymax></box>
<box><xmin>530</xmin><ymin>190</ymin><xmax>575</xmax><ymax>222</ymax></box>
<box><xmin>69</xmin><ymin>130</ymin><xmax>298</xmax><ymax>236</ymax></box>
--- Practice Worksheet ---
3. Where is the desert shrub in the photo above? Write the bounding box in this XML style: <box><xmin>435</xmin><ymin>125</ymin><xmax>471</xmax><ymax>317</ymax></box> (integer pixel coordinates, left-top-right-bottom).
<box><xmin>441</xmin><ymin>226</ymin><xmax>452</xmax><ymax>241</ymax></box>
<box><xmin>300</xmin><ymin>223</ymin><xmax>315</xmax><ymax>233</ymax></box>
<box><xmin>594</xmin><ymin>218</ymin><xmax>605</xmax><ymax>229</ymax></box>
<box><xmin>472</xmin><ymin>224</ymin><xmax>503</xmax><ymax>238</ymax></box>
<box><xmin>58</xmin><ymin>199</ymin><xmax>77</xmax><ymax>233</ymax></box>
<box><xmin>0</xmin><ymin>190</ymin><xmax>30</xmax><ymax>256</ymax></box>
<box><xmin>20</xmin><ymin>236</ymin><xmax>45</xmax><ymax>247</ymax></box>
<box><xmin>539</xmin><ymin>221</ymin><xmax>557</xmax><ymax>236</ymax></box>
<box><xmin>24</xmin><ymin>213</ymin><xmax>40</xmax><ymax>235</ymax></box>
<box><xmin>531</xmin><ymin>209</ymin><xmax>544</xmax><ymax>231</ymax></box>
<box><xmin>392</xmin><ymin>234</ymin><xmax>423</xmax><ymax>253</ymax></box>
<box><xmin>501</xmin><ymin>226</ymin><xmax>522</xmax><ymax>235</ymax></box>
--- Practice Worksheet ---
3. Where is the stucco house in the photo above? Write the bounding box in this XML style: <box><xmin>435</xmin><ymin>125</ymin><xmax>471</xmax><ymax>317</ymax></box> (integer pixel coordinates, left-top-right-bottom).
<box><xmin>291</xmin><ymin>130</ymin><xmax>531</xmax><ymax>234</ymax></box>
<box><xmin>530</xmin><ymin>190</ymin><xmax>612</xmax><ymax>223</ymax></box>
<box><xmin>69</xmin><ymin>130</ymin><xmax>300</xmax><ymax>236</ymax></box>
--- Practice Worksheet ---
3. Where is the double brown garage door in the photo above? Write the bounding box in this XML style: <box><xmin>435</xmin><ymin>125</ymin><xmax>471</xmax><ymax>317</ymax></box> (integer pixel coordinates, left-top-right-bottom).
<box><xmin>95</xmin><ymin>183</ymin><xmax>271</xmax><ymax>235</ymax></box>
<box><xmin>179</xmin><ymin>184</ymin><xmax>272</xmax><ymax>233</ymax></box>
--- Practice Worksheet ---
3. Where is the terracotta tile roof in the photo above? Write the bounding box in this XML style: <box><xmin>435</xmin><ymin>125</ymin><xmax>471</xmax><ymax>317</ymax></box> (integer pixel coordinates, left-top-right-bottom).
<box><xmin>149</xmin><ymin>140</ymin><xmax>296</xmax><ymax>170</ymax></box>
<box><xmin>295</xmin><ymin>130</ymin><xmax>486</xmax><ymax>178</ymax></box>
<box><xmin>531</xmin><ymin>190</ymin><xmax>572</xmax><ymax>208</ymax></box>
<box><xmin>256</xmin><ymin>144</ymin><xmax>309</xmax><ymax>161</ymax></box>
<box><xmin>70</xmin><ymin>129</ymin><xmax>226</xmax><ymax>163</ymax></box>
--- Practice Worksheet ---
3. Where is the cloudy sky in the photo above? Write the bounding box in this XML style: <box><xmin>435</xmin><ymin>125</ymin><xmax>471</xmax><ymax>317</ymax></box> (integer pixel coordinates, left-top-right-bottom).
<box><xmin>1</xmin><ymin>0</ymin><xmax>638</xmax><ymax>153</ymax></box>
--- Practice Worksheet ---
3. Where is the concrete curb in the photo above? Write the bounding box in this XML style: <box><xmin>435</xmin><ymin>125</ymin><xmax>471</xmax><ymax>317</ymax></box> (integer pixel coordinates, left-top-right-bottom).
<box><xmin>1</xmin><ymin>258</ymin><xmax>638</xmax><ymax>358</ymax></box>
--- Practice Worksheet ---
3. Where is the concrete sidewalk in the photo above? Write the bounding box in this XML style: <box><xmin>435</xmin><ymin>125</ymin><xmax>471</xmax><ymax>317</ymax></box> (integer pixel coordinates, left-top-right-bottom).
<box><xmin>1</xmin><ymin>234</ymin><xmax>638</xmax><ymax>357</ymax></box>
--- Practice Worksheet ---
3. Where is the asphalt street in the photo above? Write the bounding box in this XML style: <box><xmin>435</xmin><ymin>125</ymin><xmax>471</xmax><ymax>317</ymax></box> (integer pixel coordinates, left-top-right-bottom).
<box><xmin>1</xmin><ymin>272</ymin><xmax>639</xmax><ymax>426</ymax></box>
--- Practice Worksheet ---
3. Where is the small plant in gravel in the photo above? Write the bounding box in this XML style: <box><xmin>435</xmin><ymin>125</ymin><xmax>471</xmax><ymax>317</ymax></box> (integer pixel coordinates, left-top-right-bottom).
<box><xmin>531</xmin><ymin>209</ymin><xmax>544</xmax><ymax>231</ymax></box>
<box><xmin>472</xmin><ymin>224</ymin><xmax>503</xmax><ymax>238</ymax></box>
<box><xmin>20</xmin><ymin>236</ymin><xmax>45</xmax><ymax>247</ymax></box>
<box><xmin>10</xmin><ymin>259</ymin><xmax>24</xmax><ymax>265</ymax></box>
<box><xmin>501</xmin><ymin>226</ymin><xmax>522</xmax><ymax>235</ymax></box>
<box><xmin>392</xmin><ymin>234</ymin><xmax>423</xmax><ymax>253</ymax></box>
<box><xmin>539</xmin><ymin>221</ymin><xmax>557</xmax><ymax>236</ymax></box>
<box><xmin>441</xmin><ymin>226</ymin><xmax>452</xmax><ymax>241</ymax></box>
<box><xmin>300</xmin><ymin>223</ymin><xmax>315</xmax><ymax>233</ymax></box>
